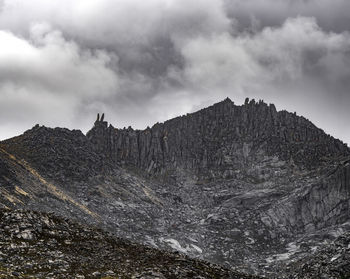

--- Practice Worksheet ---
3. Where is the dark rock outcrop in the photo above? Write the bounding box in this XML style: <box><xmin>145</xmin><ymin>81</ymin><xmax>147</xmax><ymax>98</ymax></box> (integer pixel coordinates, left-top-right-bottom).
<box><xmin>0</xmin><ymin>156</ymin><xmax>18</xmax><ymax>188</ymax></box>
<box><xmin>1</xmin><ymin>125</ymin><xmax>111</xmax><ymax>183</ymax></box>
<box><xmin>261</xmin><ymin>160</ymin><xmax>350</xmax><ymax>234</ymax></box>
<box><xmin>87</xmin><ymin>98</ymin><xmax>349</xmax><ymax>177</ymax></box>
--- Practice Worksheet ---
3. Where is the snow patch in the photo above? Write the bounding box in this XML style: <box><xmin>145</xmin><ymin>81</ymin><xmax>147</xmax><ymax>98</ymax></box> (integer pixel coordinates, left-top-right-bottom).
<box><xmin>191</xmin><ymin>244</ymin><xmax>203</xmax><ymax>253</ymax></box>
<box><xmin>159</xmin><ymin>238</ymin><xmax>203</xmax><ymax>254</ymax></box>
<box><xmin>187</xmin><ymin>237</ymin><xmax>198</xmax><ymax>243</ymax></box>
<box><xmin>330</xmin><ymin>254</ymin><xmax>341</xmax><ymax>262</ymax></box>
<box><xmin>266</xmin><ymin>242</ymin><xmax>300</xmax><ymax>263</ymax></box>
<box><xmin>145</xmin><ymin>236</ymin><xmax>158</xmax><ymax>248</ymax></box>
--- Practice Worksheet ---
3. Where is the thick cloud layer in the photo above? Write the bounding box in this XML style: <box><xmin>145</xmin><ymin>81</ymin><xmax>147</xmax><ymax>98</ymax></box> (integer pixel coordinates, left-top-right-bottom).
<box><xmin>0</xmin><ymin>23</ymin><xmax>119</xmax><ymax>138</ymax></box>
<box><xmin>224</xmin><ymin>0</ymin><xmax>350</xmax><ymax>33</ymax></box>
<box><xmin>0</xmin><ymin>0</ymin><xmax>349</xmax><ymax>145</ymax></box>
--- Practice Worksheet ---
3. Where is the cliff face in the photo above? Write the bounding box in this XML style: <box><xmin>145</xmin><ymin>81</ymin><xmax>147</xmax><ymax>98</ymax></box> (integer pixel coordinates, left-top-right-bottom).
<box><xmin>262</xmin><ymin>160</ymin><xmax>350</xmax><ymax>233</ymax></box>
<box><xmin>87</xmin><ymin>98</ymin><xmax>349</xmax><ymax>178</ymax></box>
<box><xmin>1</xmin><ymin>98</ymin><xmax>350</xmax><ymax>277</ymax></box>
<box><xmin>85</xmin><ymin>98</ymin><xmax>350</xmax><ymax>276</ymax></box>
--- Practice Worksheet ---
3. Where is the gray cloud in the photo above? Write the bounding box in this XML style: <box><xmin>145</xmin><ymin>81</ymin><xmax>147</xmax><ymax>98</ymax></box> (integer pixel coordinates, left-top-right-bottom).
<box><xmin>224</xmin><ymin>0</ymin><xmax>350</xmax><ymax>33</ymax></box>
<box><xmin>171</xmin><ymin>17</ymin><xmax>350</xmax><ymax>143</ymax></box>
<box><xmin>0</xmin><ymin>23</ymin><xmax>119</xmax><ymax>138</ymax></box>
<box><xmin>0</xmin><ymin>0</ymin><xmax>349</xmax><ymax>145</ymax></box>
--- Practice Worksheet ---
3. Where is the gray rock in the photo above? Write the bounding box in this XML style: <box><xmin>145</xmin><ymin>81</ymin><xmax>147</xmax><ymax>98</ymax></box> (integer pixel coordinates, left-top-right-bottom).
<box><xmin>1</xmin><ymin>98</ymin><xmax>350</xmax><ymax>278</ymax></box>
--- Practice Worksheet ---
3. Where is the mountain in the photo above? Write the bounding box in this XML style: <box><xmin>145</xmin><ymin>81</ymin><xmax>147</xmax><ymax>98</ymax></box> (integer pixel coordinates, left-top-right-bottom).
<box><xmin>87</xmin><ymin>98</ymin><xmax>348</xmax><ymax>174</ymax></box>
<box><xmin>0</xmin><ymin>98</ymin><xmax>349</xmax><ymax>278</ymax></box>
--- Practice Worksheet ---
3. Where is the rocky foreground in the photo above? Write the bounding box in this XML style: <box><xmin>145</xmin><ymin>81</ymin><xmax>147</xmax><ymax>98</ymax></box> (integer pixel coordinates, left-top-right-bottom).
<box><xmin>1</xmin><ymin>208</ymin><xmax>349</xmax><ymax>279</ymax></box>
<box><xmin>284</xmin><ymin>231</ymin><xmax>350</xmax><ymax>279</ymax></box>
<box><xmin>0</xmin><ymin>208</ymin><xmax>260</xmax><ymax>279</ymax></box>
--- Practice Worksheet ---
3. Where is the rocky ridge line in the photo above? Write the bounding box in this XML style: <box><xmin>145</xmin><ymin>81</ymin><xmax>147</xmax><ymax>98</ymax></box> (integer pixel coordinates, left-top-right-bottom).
<box><xmin>87</xmin><ymin>98</ymin><xmax>349</xmax><ymax>178</ymax></box>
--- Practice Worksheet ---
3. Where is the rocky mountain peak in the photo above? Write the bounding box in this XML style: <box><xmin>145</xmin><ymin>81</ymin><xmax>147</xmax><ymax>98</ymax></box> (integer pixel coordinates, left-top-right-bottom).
<box><xmin>1</xmin><ymin>124</ymin><xmax>110</xmax><ymax>183</ymax></box>
<box><xmin>86</xmin><ymin>98</ymin><xmax>349</xmax><ymax>177</ymax></box>
<box><xmin>1</xmin><ymin>98</ymin><xmax>350</xmax><ymax>278</ymax></box>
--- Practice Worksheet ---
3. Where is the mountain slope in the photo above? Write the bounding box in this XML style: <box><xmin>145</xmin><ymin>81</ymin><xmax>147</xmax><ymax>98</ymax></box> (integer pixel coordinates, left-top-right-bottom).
<box><xmin>0</xmin><ymin>98</ymin><xmax>349</xmax><ymax>277</ymax></box>
<box><xmin>0</xmin><ymin>208</ymin><xmax>259</xmax><ymax>279</ymax></box>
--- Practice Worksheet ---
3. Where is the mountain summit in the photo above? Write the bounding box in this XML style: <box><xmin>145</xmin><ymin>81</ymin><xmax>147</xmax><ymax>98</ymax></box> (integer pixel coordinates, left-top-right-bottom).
<box><xmin>1</xmin><ymin>98</ymin><xmax>350</xmax><ymax>278</ymax></box>
<box><xmin>87</xmin><ymin>98</ymin><xmax>348</xmax><ymax>175</ymax></box>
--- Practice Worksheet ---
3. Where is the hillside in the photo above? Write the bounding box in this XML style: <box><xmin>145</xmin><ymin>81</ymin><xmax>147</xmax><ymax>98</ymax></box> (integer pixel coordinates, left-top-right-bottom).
<box><xmin>0</xmin><ymin>98</ymin><xmax>349</xmax><ymax>277</ymax></box>
<box><xmin>0</xmin><ymin>208</ymin><xmax>259</xmax><ymax>279</ymax></box>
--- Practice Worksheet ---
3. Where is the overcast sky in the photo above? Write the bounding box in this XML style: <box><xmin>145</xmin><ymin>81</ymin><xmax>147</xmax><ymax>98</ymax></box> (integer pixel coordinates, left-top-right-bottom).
<box><xmin>0</xmin><ymin>0</ymin><xmax>349</xmax><ymax>145</ymax></box>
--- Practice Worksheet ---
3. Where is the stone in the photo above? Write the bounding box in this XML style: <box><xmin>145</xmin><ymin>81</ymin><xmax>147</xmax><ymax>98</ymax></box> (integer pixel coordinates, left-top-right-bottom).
<box><xmin>0</xmin><ymin>208</ymin><xmax>248</xmax><ymax>278</ymax></box>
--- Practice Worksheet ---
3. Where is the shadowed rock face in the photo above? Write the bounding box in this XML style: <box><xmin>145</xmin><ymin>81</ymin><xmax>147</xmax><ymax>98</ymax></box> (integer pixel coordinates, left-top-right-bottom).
<box><xmin>87</xmin><ymin>98</ymin><xmax>349</xmax><ymax>177</ymax></box>
<box><xmin>1</xmin><ymin>125</ymin><xmax>110</xmax><ymax>183</ymax></box>
<box><xmin>0</xmin><ymin>156</ymin><xmax>17</xmax><ymax>187</ymax></box>
<box><xmin>1</xmin><ymin>98</ymin><xmax>350</xmax><ymax>277</ymax></box>
<box><xmin>260</xmin><ymin>161</ymin><xmax>350</xmax><ymax>236</ymax></box>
